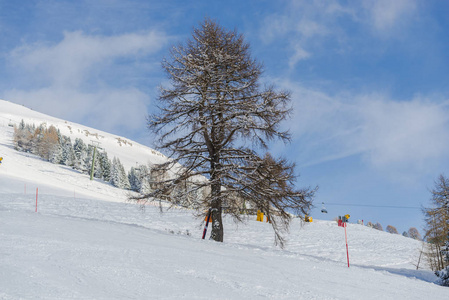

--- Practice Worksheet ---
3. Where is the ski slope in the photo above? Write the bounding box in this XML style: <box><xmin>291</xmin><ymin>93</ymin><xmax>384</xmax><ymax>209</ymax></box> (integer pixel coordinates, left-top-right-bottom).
<box><xmin>1</xmin><ymin>100</ymin><xmax>448</xmax><ymax>299</ymax></box>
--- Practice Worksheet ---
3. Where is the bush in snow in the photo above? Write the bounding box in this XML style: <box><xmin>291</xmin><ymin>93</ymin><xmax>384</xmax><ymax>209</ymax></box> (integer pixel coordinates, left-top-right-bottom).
<box><xmin>436</xmin><ymin>267</ymin><xmax>449</xmax><ymax>287</ymax></box>
<box><xmin>386</xmin><ymin>225</ymin><xmax>398</xmax><ymax>234</ymax></box>
<box><xmin>373</xmin><ymin>222</ymin><xmax>383</xmax><ymax>231</ymax></box>
<box><xmin>408</xmin><ymin>227</ymin><xmax>422</xmax><ymax>241</ymax></box>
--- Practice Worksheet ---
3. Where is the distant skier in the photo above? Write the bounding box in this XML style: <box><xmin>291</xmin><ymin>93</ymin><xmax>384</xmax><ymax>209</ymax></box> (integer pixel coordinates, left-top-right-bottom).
<box><xmin>0</xmin><ymin>157</ymin><xmax>3</xmax><ymax>164</ymax></box>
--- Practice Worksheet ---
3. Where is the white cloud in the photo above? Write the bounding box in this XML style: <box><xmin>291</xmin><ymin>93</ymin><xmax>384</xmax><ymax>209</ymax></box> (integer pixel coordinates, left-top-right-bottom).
<box><xmin>357</xmin><ymin>96</ymin><xmax>449</xmax><ymax>170</ymax></box>
<box><xmin>289</xmin><ymin>44</ymin><xmax>311</xmax><ymax>67</ymax></box>
<box><xmin>362</xmin><ymin>0</ymin><xmax>417</xmax><ymax>34</ymax></box>
<box><xmin>296</xmin><ymin>19</ymin><xmax>328</xmax><ymax>38</ymax></box>
<box><xmin>259</xmin><ymin>0</ymin><xmax>352</xmax><ymax>67</ymax></box>
<box><xmin>5</xmin><ymin>30</ymin><xmax>169</xmax><ymax>137</ymax></box>
<box><xmin>281</xmin><ymin>82</ymin><xmax>449</xmax><ymax>178</ymax></box>
<box><xmin>10</xmin><ymin>30</ymin><xmax>167</xmax><ymax>88</ymax></box>
<box><xmin>259</xmin><ymin>0</ymin><xmax>418</xmax><ymax>67</ymax></box>
<box><xmin>260</xmin><ymin>14</ymin><xmax>289</xmax><ymax>44</ymax></box>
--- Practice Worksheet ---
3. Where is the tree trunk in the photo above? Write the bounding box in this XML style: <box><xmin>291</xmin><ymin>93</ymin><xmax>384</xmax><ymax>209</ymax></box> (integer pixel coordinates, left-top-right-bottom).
<box><xmin>210</xmin><ymin>201</ymin><xmax>223</xmax><ymax>242</ymax></box>
<box><xmin>209</xmin><ymin>182</ymin><xmax>224</xmax><ymax>242</ymax></box>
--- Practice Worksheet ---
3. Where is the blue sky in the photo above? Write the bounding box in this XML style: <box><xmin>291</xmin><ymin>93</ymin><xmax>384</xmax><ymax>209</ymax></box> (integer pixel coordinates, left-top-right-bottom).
<box><xmin>1</xmin><ymin>0</ymin><xmax>448</xmax><ymax>234</ymax></box>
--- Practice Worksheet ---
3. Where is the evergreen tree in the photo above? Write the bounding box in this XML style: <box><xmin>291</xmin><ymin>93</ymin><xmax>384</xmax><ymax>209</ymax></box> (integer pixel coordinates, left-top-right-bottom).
<box><xmin>119</xmin><ymin>161</ymin><xmax>130</xmax><ymax>190</ymax></box>
<box><xmin>110</xmin><ymin>157</ymin><xmax>120</xmax><ymax>187</ymax></box>
<box><xmin>73</xmin><ymin>138</ymin><xmax>88</xmax><ymax>171</ymax></box>
<box><xmin>110</xmin><ymin>157</ymin><xmax>130</xmax><ymax>189</ymax></box>
<box><xmin>60</xmin><ymin>136</ymin><xmax>75</xmax><ymax>166</ymax></box>
<box><xmin>138</xmin><ymin>165</ymin><xmax>152</xmax><ymax>194</ymax></box>
<box><xmin>98</xmin><ymin>151</ymin><xmax>111</xmax><ymax>181</ymax></box>
<box><xmin>19</xmin><ymin>119</ymin><xmax>25</xmax><ymax>130</ymax></box>
<box><xmin>49</xmin><ymin>141</ymin><xmax>63</xmax><ymax>164</ymax></box>
<box><xmin>128</xmin><ymin>167</ymin><xmax>141</xmax><ymax>192</ymax></box>
<box><xmin>84</xmin><ymin>144</ymin><xmax>94</xmax><ymax>174</ymax></box>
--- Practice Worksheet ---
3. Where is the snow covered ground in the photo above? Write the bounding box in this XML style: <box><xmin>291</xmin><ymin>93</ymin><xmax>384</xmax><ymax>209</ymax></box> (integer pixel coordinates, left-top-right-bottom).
<box><xmin>1</xmin><ymin>100</ymin><xmax>448</xmax><ymax>299</ymax></box>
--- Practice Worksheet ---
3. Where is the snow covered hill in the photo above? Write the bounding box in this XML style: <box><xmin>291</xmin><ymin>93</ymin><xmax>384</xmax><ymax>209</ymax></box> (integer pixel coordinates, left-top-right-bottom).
<box><xmin>0</xmin><ymin>99</ymin><xmax>167</xmax><ymax>171</ymax></box>
<box><xmin>1</xmin><ymin>99</ymin><xmax>448</xmax><ymax>299</ymax></box>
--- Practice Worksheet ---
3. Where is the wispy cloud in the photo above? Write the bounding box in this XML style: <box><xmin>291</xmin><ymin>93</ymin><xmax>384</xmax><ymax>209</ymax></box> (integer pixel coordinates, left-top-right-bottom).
<box><xmin>362</xmin><ymin>0</ymin><xmax>417</xmax><ymax>34</ymax></box>
<box><xmin>5</xmin><ymin>30</ymin><xmax>169</xmax><ymax>136</ymax></box>
<box><xmin>289</xmin><ymin>43</ymin><xmax>311</xmax><ymax>68</ymax></box>
<box><xmin>281</xmin><ymin>82</ymin><xmax>449</xmax><ymax>179</ymax></box>
<box><xmin>9</xmin><ymin>30</ymin><xmax>167</xmax><ymax>87</ymax></box>
<box><xmin>260</xmin><ymin>0</ymin><xmax>418</xmax><ymax>67</ymax></box>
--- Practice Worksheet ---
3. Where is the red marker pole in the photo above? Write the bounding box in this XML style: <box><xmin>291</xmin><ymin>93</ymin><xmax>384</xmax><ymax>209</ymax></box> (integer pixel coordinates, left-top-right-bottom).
<box><xmin>344</xmin><ymin>223</ymin><xmax>350</xmax><ymax>267</ymax></box>
<box><xmin>202</xmin><ymin>209</ymin><xmax>212</xmax><ymax>239</ymax></box>
<box><xmin>35</xmin><ymin>188</ymin><xmax>38</xmax><ymax>212</ymax></box>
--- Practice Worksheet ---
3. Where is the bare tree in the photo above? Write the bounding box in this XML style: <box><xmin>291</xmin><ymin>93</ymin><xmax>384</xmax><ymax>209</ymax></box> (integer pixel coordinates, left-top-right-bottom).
<box><xmin>408</xmin><ymin>227</ymin><xmax>422</xmax><ymax>241</ymax></box>
<box><xmin>373</xmin><ymin>222</ymin><xmax>383</xmax><ymax>231</ymax></box>
<box><xmin>386</xmin><ymin>225</ymin><xmax>398</xmax><ymax>234</ymax></box>
<box><xmin>133</xmin><ymin>19</ymin><xmax>314</xmax><ymax>246</ymax></box>
<box><xmin>423</xmin><ymin>174</ymin><xmax>449</xmax><ymax>271</ymax></box>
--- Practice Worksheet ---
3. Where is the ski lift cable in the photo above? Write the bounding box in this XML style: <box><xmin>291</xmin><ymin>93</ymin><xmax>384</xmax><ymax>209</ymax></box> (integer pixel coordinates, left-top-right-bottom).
<box><xmin>323</xmin><ymin>202</ymin><xmax>421</xmax><ymax>210</ymax></box>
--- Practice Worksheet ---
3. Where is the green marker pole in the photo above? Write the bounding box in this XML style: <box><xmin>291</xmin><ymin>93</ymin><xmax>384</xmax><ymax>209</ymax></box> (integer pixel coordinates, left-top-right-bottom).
<box><xmin>90</xmin><ymin>146</ymin><xmax>97</xmax><ymax>180</ymax></box>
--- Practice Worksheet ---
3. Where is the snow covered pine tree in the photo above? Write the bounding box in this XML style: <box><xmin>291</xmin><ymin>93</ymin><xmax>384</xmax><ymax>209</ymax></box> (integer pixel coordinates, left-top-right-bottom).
<box><xmin>132</xmin><ymin>19</ymin><xmax>314</xmax><ymax>246</ymax></box>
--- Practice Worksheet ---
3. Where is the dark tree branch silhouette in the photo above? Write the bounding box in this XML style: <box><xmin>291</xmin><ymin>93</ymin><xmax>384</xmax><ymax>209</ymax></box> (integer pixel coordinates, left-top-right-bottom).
<box><xmin>132</xmin><ymin>19</ymin><xmax>314</xmax><ymax>246</ymax></box>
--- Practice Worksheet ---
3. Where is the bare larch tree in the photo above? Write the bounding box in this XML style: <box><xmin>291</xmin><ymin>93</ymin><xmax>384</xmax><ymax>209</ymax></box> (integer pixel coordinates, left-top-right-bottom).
<box><xmin>134</xmin><ymin>19</ymin><xmax>314</xmax><ymax>246</ymax></box>
<box><xmin>423</xmin><ymin>174</ymin><xmax>449</xmax><ymax>271</ymax></box>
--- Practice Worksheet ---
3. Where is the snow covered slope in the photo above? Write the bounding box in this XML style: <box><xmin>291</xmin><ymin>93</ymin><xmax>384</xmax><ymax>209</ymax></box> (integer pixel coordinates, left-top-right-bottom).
<box><xmin>1</xmin><ymin>99</ymin><xmax>448</xmax><ymax>299</ymax></box>
<box><xmin>0</xmin><ymin>99</ymin><xmax>166</xmax><ymax>171</ymax></box>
